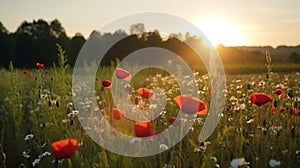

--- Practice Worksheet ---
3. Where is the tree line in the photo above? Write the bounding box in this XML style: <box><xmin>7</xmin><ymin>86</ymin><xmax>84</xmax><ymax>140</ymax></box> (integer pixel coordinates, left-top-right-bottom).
<box><xmin>0</xmin><ymin>19</ymin><xmax>86</xmax><ymax>68</ymax></box>
<box><xmin>1</xmin><ymin>19</ymin><xmax>299</xmax><ymax>69</ymax></box>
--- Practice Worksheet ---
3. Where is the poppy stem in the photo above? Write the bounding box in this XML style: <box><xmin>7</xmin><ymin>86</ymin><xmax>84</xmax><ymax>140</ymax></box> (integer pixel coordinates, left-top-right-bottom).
<box><xmin>53</xmin><ymin>159</ymin><xmax>58</xmax><ymax>168</ymax></box>
<box><xmin>67</xmin><ymin>158</ymin><xmax>72</xmax><ymax>168</ymax></box>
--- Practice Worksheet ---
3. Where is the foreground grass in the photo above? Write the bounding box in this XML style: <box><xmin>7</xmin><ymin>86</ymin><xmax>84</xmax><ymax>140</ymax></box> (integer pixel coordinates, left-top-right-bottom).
<box><xmin>0</xmin><ymin>51</ymin><xmax>300</xmax><ymax>167</ymax></box>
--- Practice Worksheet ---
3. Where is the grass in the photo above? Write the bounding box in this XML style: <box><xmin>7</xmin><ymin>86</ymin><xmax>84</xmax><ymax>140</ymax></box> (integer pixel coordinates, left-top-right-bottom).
<box><xmin>0</xmin><ymin>47</ymin><xmax>300</xmax><ymax>167</ymax></box>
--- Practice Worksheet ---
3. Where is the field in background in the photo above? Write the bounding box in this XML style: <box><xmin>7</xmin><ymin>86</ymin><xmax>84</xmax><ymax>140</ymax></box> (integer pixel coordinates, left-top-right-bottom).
<box><xmin>0</xmin><ymin>49</ymin><xmax>300</xmax><ymax>168</ymax></box>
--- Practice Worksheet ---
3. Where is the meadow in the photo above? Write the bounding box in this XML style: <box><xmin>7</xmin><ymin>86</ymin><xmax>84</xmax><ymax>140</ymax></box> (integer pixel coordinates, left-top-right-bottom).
<box><xmin>0</xmin><ymin>47</ymin><xmax>300</xmax><ymax>168</ymax></box>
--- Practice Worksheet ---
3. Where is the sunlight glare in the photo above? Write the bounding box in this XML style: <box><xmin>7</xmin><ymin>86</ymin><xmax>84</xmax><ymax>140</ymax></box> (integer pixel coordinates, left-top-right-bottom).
<box><xmin>196</xmin><ymin>17</ymin><xmax>244</xmax><ymax>46</ymax></box>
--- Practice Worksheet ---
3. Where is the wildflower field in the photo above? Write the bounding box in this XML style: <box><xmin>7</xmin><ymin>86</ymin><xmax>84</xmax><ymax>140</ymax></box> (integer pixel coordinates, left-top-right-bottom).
<box><xmin>0</xmin><ymin>47</ymin><xmax>300</xmax><ymax>168</ymax></box>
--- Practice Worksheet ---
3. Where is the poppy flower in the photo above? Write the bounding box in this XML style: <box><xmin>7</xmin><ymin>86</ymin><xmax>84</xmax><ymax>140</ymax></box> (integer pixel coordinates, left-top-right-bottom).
<box><xmin>250</xmin><ymin>93</ymin><xmax>273</xmax><ymax>107</ymax></box>
<box><xmin>116</xmin><ymin>68</ymin><xmax>131</xmax><ymax>81</ymax></box>
<box><xmin>280</xmin><ymin>106</ymin><xmax>286</xmax><ymax>112</ymax></box>
<box><xmin>23</xmin><ymin>69</ymin><xmax>28</xmax><ymax>75</ymax></box>
<box><xmin>134</xmin><ymin>121</ymin><xmax>158</xmax><ymax>137</ymax></box>
<box><xmin>28</xmin><ymin>73</ymin><xmax>33</xmax><ymax>78</ymax></box>
<box><xmin>169</xmin><ymin>117</ymin><xmax>181</xmax><ymax>126</ymax></box>
<box><xmin>173</xmin><ymin>95</ymin><xmax>208</xmax><ymax>115</ymax></box>
<box><xmin>273</xmin><ymin>89</ymin><xmax>283</xmax><ymax>95</ymax></box>
<box><xmin>281</xmin><ymin>93</ymin><xmax>288</xmax><ymax>99</ymax></box>
<box><xmin>36</xmin><ymin>62</ymin><xmax>44</xmax><ymax>69</ymax></box>
<box><xmin>290</xmin><ymin>107</ymin><xmax>300</xmax><ymax>115</ymax></box>
<box><xmin>113</xmin><ymin>108</ymin><xmax>123</xmax><ymax>120</ymax></box>
<box><xmin>138</xmin><ymin>88</ymin><xmax>155</xmax><ymax>99</ymax></box>
<box><xmin>269</xmin><ymin>106</ymin><xmax>276</xmax><ymax>115</ymax></box>
<box><xmin>209</xmin><ymin>90</ymin><xmax>213</xmax><ymax>96</ymax></box>
<box><xmin>102</xmin><ymin>80</ymin><xmax>112</xmax><ymax>88</ymax></box>
<box><xmin>133</xmin><ymin>97</ymin><xmax>139</xmax><ymax>105</ymax></box>
<box><xmin>51</xmin><ymin>138</ymin><xmax>78</xmax><ymax>160</ymax></box>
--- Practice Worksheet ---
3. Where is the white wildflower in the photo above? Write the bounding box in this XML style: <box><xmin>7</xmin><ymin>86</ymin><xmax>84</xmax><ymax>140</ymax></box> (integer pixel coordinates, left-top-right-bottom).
<box><xmin>39</xmin><ymin>151</ymin><xmax>51</xmax><ymax>158</ymax></box>
<box><xmin>32</xmin><ymin>158</ymin><xmax>40</xmax><ymax>167</ymax></box>
<box><xmin>159</xmin><ymin>144</ymin><xmax>169</xmax><ymax>150</ymax></box>
<box><xmin>240</xmin><ymin>103</ymin><xmax>246</xmax><ymax>110</ymax></box>
<box><xmin>210</xmin><ymin>156</ymin><xmax>217</xmax><ymax>162</ymax></box>
<box><xmin>129</xmin><ymin>137</ymin><xmax>141</xmax><ymax>144</ymax></box>
<box><xmin>24</xmin><ymin>134</ymin><xmax>34</xmax><ymax>141</ymax></box>
<box><xmin>193</xmin><ymin>147</ymin><xmax>200</xmax><ymax>152</ymax></box>
<box><xmin>22</xmin><ymin>150</ymin><xmax>30</xmax><ymax>158</ymax></box>
<box><xmin>230</xmin><ymin>158</ymin><xmax>249</xmax><ymax>168</ymax></box>
<box><xmin>269</xmin><ymin>159</ymin><xmax>281</xmax><ymax>167</ymax></box>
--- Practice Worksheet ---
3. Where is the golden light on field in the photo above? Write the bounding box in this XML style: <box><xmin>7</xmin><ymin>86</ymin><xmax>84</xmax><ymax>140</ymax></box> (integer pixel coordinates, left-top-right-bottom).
<box><xmin>196</xmin><ymin>17</ymin><xmax>245</xmax><ymax>46</ymax></box>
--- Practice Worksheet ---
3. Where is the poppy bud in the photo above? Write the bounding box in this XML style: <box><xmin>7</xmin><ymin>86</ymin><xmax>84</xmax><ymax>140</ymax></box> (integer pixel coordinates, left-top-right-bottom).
<box><xmin>247</xmin><ymin>84</ymin><xmax>251</xmax><ymax>90</ymax></box>
<box><xmin>291</xmin><ymin>126</ymin><xmax>296</xmax><ymax>138</ymax></box>
<box><xmin>273</xmin><ymin>100</ymin><xmax>278</xmax><ymax>108</ymax></box>
<box><xmin>266</xmin><ymin>73</ymin><xmax>269</xmax><ymax>79</ymax></box>
<box><xmin>288</xmin><ymin>90</ymin><xmax>294</xmax><ymax>98</ymax></box>
<box><xmin>293</xmin><ymin>101</ymin><xmax>299</xmax><ymax>109</ymax></box>
<box><xmin>56</xmin><ymin>101</ymin><xmax>60</xmax><ymax>108</ymax></box>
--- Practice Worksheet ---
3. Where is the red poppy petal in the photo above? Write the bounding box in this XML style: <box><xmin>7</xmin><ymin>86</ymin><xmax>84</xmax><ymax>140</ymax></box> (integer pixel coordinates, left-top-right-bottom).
<box><xmin>113</xmin><ymin>108</ymin><xmax>123</xmax><ymax>120</ymax></box>
<box><xmin>116</xmin><ymin>68</ymin><xmax>131</xmax><ymax>81</ymax></box>
<box><xmin>173</xmin><ymin>95</ymin><xmax>207</xmax><ymax>115</ymax></box>
<box><xmin>270</xmin><ymin>106</ymin><xmax>276</xmax><ymax>115</ymax></box>
<box><xmin>51</xmin><ymin>139</ymin><xmax>78</xmax><ymax>160</ymax></box>
<box><xmin>36</xmin><ymin>62</ymin><xmax>44</xmax><ymax>69</ymax></box>
<box><xmin>170</xmin><ymin>117</ymin><xmax>181</xmax><ymax>126</ymax></box>
<box><xmin>102</xmin><ymin>80</ymin><xmax>112</xmax><ymax>88</ymax></box>
<box><xmin>134</xmin><ymin>121</ymin><xmax>156</xmax><ymax>137</ymax></box>
<box><xmin>138</xmin><ymin>88</ymin><xmax>155</xmax><ymax>99</ymax></box>
<box><xmin>250</xmin><ymin>93</ymin><xmax>273</xmax><ymax>107</ymax></box>
<box><xmin>273</xmin><ymin>89</ymin><xmax>283</xmax><ymax>95</ymax></box>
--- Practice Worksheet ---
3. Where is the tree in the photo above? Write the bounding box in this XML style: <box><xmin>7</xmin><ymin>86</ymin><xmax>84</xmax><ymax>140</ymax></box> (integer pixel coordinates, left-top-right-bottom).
<box><xmin>0</xmin><ymin>22</ymin><xmax>15</xmax><ymax>67</ymax></box>
<box><xmin>0</xmin><ymin>22</ymin><xmax>8</xmax><ymax>34</ymax></box>
<box><xmin>289</xmin><ymin>52</ymin><xmax>300</xmax><ymax>63</ymax></box>
<box><xmin>50</xmin><ymin>19</ymin><xmax>67</xmax><ymax>38</ymax></box>
<box><xmin>130</xmin><ymin>23</ymin><xmax>145</xmax><ymax>37</ymax></box>
<box><xmin>69</xmin><ymin>33</ymin><xmax>86</xmax><ymax>66</ymax></box>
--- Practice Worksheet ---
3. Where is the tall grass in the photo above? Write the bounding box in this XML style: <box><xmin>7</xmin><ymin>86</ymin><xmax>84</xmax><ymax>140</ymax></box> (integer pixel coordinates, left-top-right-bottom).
<box><xmin>0</xmin><ymin>47</ymin><xmax>300</xmax><ymax>167</ymax></box>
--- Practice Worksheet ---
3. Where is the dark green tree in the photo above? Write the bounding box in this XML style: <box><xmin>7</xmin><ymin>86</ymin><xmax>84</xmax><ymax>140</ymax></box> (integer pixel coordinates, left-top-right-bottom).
<box><xmin>0</xmin><ymin>22</ymin><xmax>15</xmax><ymax>67</ymax></box>
<box><xmin>69</xmin><ymin>33</ymin><xmax>86</xmax><ymax>66</ymax></box>
<box><xmin>289</xmin><ymin>52</ymin><xmax>300</xmax><ymax>63</ymax></box>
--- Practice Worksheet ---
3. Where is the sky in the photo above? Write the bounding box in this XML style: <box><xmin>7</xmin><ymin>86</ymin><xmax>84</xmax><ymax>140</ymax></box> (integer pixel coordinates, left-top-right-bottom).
<box><xmin>0</xmin><ymin>0</ymin><xmax>299</xmax><ymax>47</ymax></box>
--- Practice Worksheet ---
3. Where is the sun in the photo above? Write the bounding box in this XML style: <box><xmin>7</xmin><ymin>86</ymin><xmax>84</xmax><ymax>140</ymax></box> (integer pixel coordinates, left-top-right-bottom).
<box><xmin>196</xmin><ymin>17</ymin><xmax>245</xmax><ymax>46</ymax></box>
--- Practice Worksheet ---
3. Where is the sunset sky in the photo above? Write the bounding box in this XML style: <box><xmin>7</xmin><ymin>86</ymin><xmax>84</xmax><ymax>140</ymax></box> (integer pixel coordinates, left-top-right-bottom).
<box><xmin>0</xmin><ymin>0</ymin><xmax>299</xmax><ymax>47</ymax></box>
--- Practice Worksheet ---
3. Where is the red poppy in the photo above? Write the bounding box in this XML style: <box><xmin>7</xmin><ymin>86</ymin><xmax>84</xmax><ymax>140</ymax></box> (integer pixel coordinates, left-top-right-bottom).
<box><xmin>270</xmin><ymin>106</ymin><xmax>276</xmax><ymax>115</ymax></box>
<box><xmin>226</xmin><ymin>104</ymin><xmax>232</xmax><ymax>110</ymax></box>
<box><xmin>290</xmin><ymin>107</ymin><xmax>300</xmax><ymax>115</ymax></box>
<box><xmin>102</xmin><ymin>80</ymin><xmax>112</xmax><ymax>88</ymax></box>
<box><xmin>116</xmin><ymin>68</ymin><xmax>131</xmax><ymax>81</ymax></box>
<box><xmin>282</xmin><ymin>93</ymin><xmax>288</xmax><ymax>99</ymax></box>
<box><xmin>280</xmin><ymin>106</ymin><xmax>286</xmax><ymax>112</ymax></box>
<box><xmin>133</xmin><ymin>97</ymin><xmax>139</xmax><ymax>105</ymax></box>
<box><xmin>138</xmin><ymin>87</ymin><xmax>155</xmax><ymax>99</ymax></box>
<box><xmin>51</xmin><ymin>138</ymin><xmax>78</xmax><ymax>160</ymax></box>
<box><xmin>113</xmin><ymin>108</ymin><xmax>123</xmax><ymax>120</ymax></box>
<box><xmin>250</xmin><ymin>93</ymin><xmax>273</xmax><ymax>107</ymax></box>
<box><xmin>134</xmin><ymin>121</ymin><xmax>158</xmax><ymax>137</ymax></box>
<box><xmin>273</xmin><ymin>89</ymin><xmax>283</xmax><ymax>95</ymax></box>
<box><xmin>169</xmin><ymin>117</ymin><xmax>181</xmax><ymax>126</ymax></box>
<box><xmin>28</xmin><ymin>73</ymin><xmax>33</xmax><ymax>78</ymax></box>
<box><xmin>257</xmin><ymin>136</ymin><xmax>265</xmax><ymax>143</ymax></box>
<box><xmin>23</xmin><ymin>69</ymin><xmax>28</xmax><ymax>75</ymax></box>
<box><xmin>36</xmin><ymin>62</ymin><xmax>44</xmax><ymax>69</ymax></box>
<box><xmin>173</xmin><ymin>95</ymin><xmax>208</xmax><ymax>115</ymax></box>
